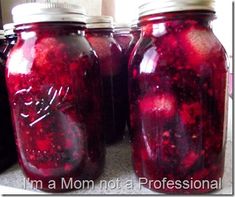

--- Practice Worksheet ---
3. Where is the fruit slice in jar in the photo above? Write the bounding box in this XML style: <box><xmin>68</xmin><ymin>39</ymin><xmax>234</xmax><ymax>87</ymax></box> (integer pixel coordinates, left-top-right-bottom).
<box><xmin>139</xmin><ymin>93</ymin><xmax>176</xmax><ymax>119</ymax></box>
<box><xmin>180</xmin><ymin>26</ymin><xmax>221</xmax><ymax>70</ymax></box>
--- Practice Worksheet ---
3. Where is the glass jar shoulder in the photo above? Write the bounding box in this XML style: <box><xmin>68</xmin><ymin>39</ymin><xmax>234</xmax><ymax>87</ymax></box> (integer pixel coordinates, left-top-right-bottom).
<box><xmin>7</xmin><ymin>32</ymin><xmax>96</xmax><ymax>74</ymax></box>
<box><xmin>129</xmin><ymin>23</ymin><xmax>227</xmax><ymax>76</ymax></box>
<box><xmin>87</xmin><ymin>34</ymin><xmax>122</xmax><ymax>55</ymax></box>
<box><xmin>6</xmin><ymin>30</ymin><xmax>99</xmax><ymax>102</ymax></box>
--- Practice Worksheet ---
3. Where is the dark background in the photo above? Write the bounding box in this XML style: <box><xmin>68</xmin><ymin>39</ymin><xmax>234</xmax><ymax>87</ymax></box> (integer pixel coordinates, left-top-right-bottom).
<box><xmin>0</xmin><ymin>1</ymin><xmax>2</xmax><ymax>29</ymax></box>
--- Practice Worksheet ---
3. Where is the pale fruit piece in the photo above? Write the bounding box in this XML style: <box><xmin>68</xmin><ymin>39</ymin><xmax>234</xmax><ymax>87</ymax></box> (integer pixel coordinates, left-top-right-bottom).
<box><xmin>181</xmin><ymin>27</ymin><xmax>220</xmax><ymax>67</ymax></box>
<box><xmin>139</xmin><ymin>93</ymin><xmax>176</xmax><ymax>118</ymax></box>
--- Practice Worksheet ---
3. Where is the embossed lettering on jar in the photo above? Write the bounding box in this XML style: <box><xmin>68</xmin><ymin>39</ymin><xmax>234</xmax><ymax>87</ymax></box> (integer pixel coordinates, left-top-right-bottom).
<box><xmin>6</xmin><ymin>3</ymin><xmax>105</xmax><ymax>192</ymax></box>
<box><xmin>129</xmin><ymin>0</ymin><xmax>228</xmax><ymax>194</ymax></box>
<box><xmin>86</xmin><ymin>16</ymin><xmax>126</xmax><ymax>144</ymax></box>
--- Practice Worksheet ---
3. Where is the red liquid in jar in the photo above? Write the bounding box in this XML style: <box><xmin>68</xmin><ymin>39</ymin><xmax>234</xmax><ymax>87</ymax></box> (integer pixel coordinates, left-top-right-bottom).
<box><xmin>86</xmin><ymin>29</ymin><xmax>127</xmax><ymax>144</ymax></box>
<box><xmin>129</xmin><ymin>12</ymin><xmax>228</xmax><ymax>194</ymax></box>
<box><xmin>6</xmin><ymin>23</ymin><xmax>105</xmax><ymax>192</ymax></box>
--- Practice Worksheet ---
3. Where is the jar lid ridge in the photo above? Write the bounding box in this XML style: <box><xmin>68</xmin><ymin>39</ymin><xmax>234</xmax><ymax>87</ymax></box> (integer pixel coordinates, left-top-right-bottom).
<box><xmin>139</xmin><ymin>0</ymin><xmax>215</xmax><ymax>17</ymax></box>
<box><xmin>12</xmin><ymin>2</ymin><xmax>86</xmax><ymax>25</ymax></box>
<box><xmin>87</xmin><ymin>16</ymin><xmax>113</xmax><ymax>29</ymax></box>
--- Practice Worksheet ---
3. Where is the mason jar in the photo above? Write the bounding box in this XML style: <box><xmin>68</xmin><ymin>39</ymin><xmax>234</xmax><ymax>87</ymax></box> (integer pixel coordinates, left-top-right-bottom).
<box><xmin>129</xmin><ymin>0</ymin><xmax>228</xmax><ymax>194</ymax></box>
<box><xmin>6</xmin><ymin>2</ymin><xmax>105</xmax><ymax>192</ymax></box>
<box><xmin>0</xmin><ymin>30</ymin><xmax>17</xmax><ymax>174</ymax></box>
<box><xmin>86</xmin><ymin>16</ymin><xmax>127</xmax><ymax>144</ymax></box>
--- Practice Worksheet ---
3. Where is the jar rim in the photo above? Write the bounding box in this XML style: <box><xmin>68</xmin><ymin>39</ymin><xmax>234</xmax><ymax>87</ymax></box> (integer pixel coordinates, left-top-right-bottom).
<box><xmin>12</xmin><ymin>2</ymin><xmax>87</xmax><ymax>25</ymax></box>
<box><xmin>114</xmin><ymin>23</ymin><xmax>131</xmax><ymax>33</ymax></box>
<box><xmin>3</xmin><ymin>23</ymin><xmax>15</xmax><ymax>36</ymax></box>
<box><xmin>139</xmin><ymin>0</ymin><xmax>215</xmax><ymax>17</ymax></box>
<box><xmin>131</xmin><ymin>19</ymin><xmax>140</xmax><ymax>29</ymax></box>
<box><xmin>86</xmin><ymin>16</ymin><xmax>113</xmax><ymax>29</ymax></box>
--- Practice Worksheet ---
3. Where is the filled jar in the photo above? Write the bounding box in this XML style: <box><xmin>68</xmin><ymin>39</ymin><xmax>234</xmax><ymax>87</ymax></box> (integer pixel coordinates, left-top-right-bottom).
<box><xmin>0</xmin><ymin>30</ymin><xmax>17</xmax><ymax>174</ymax></box>
<box><xmin>6</xmin><ymin>2</ymin><xmax>105</xmax><ymax>192</ymax></box>
<box><xmin>114</xmin><ymin>23</ymin><xmax>133</xmax><ymax>54</ymax></box>
<box><xmin>129</xmin><ymin>0</ymin><xmax>228</xmax><ymax>194</ymax></box>
<box><xmin>3</xmin><ymin>23</ymin><xmax>17</xmax><ymax>58</ymax></box>
<box><xmin>86</xmin><ymin>16</ymin><xmax>127</xmax><ymax>144</ymax></box>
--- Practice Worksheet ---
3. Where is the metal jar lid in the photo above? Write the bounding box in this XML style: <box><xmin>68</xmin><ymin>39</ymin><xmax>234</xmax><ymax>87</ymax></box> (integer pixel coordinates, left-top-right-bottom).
<box><xmin>0</xmin><ymin>30</ymin><xmax>5</xmax><ymax>40</ymax></box>
<box><xmin>12</xmin><ymin>2</ymin><xmax>86</xmax><ymax>25</ymax></box>
<box><xmin>139</xmin><ymin>0</ymin><xmax>215</xmax><ymax>18</ymax></box>
<box><xmin>131</xmin><ymin>19</ymin><xmax>140</xmax><ymax>29</ymax></box>
<box><xmin>114</xmin><ymin>23</ymin><xmax>131</xmax><ymax>33</ymax></box>
<box><xmin>3</xmin><ymin>23</ymin><xmax>15</xmax><ymax>36</ymax></box>
<box><xmin>86</xmin><ymin>16</ymin><xmax>113</xmax><ymax>29</ymax></box>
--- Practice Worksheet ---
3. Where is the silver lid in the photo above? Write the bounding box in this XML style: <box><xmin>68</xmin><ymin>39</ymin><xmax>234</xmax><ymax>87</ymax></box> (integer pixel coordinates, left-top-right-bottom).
<box><xmin>12</xmin><ymin>2</ymin><xmax>86</xmax><ymax>25</ymax></box>
<box><xmin>87</xmin><ymin>16</ymin><xmax>113</xmax><ymax>29</ymax></box>
<box><xmin>3</xmin><ymin>23</ymin><xmax>15</xmax><ymax>36</ymax></box>
<box><xmin>131</xmin><ymin>19</ymin><xmax>140</xmax><ymax>29</ymax></box>
<box><xmin>114</xmin><ymin>23</ymin><xmax>131</xmax><ymax>33</ymax></box>
<box><xmin>139</xmin><ymin>0</ymin><xmax>215</xmax><ymax>17</ymax></box>
<box><xmin>0</xmin><ymin>30</ymin><xmax>5</xmax><ymax>39</ymax></box>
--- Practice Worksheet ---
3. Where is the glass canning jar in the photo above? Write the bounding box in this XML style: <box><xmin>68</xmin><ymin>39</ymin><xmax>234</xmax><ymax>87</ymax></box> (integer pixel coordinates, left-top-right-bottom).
<box><xmin>86</xmin><ymin>16</ymin><xmax>127</xmax><ymax>144</ymax></box>
<box><xmin>6</xmin><ymin>2</ymin><xmax>105</xmax><ymax>192</ymax></box>
<box><xmin>114</xmin><ymin>24</ymin><xmax>133</xmax><ymax>54</ymax></box>
<box><xmin>0</xmin><ymin>33</ymin><xmax>17</xmax><ymax>174</ymax></box>
<box><xmin>3</xmin><ymin>23</ymin><xmax>17</xmax><ymax>58</ymax></box>
<box><xmin>129</xmin><ymin>0</ymin><xmax>228</xmax><ymax>194</ymax></box>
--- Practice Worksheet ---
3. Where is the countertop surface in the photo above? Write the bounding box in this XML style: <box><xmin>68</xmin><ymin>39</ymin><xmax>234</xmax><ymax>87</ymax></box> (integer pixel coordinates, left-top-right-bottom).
<box><xmin>0</xmin><ymin>138</ymin><xmax>233</xmax><ymax>195</ymax></box>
